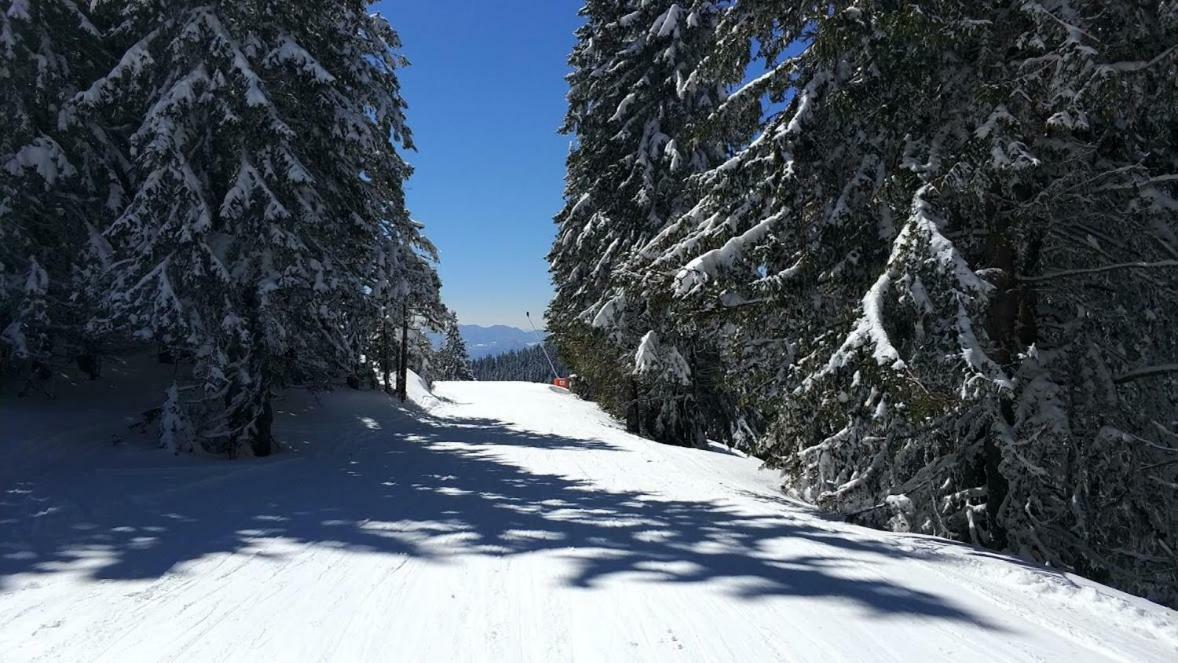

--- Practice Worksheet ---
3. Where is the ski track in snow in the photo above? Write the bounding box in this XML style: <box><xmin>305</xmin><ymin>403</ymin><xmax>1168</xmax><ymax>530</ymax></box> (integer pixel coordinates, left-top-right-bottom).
<box><xmin>1</xmin><ymin>374</ymin><xmax>1177</xmax><ymax>662</ymax></box>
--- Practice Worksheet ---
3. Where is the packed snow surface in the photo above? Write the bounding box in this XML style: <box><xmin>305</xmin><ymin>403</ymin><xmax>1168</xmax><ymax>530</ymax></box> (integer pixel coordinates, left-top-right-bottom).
<box><xmin>2</xmin><ymin>371</ymin><xmax>1176</xmax><ymax>662</ymax></box>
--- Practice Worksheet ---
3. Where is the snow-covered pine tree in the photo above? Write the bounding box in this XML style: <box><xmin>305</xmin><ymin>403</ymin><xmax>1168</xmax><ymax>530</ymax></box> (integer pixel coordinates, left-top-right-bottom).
<box><xmin>1</xmin><ymin>0</ymin><xmax>114</xmax><ymax>375</ymax></box>
<box><xmin>977</xmin><ymin>0</ymin><xmax>1178</xmax><ymax>607</ymax></box>
<box><xmin>432</xmin><ymin>316</ymin><xmax>473</xmax><ymax>382</ymax></box>
<box><xmin>628</xmin><ymin>0</ymin><xmax>811</xmax><ymax>451</ymax></box>
<box><xmin>647</xmin><ymin>0</ymin><xmax>1178</xmax><ymax>605</ymax></box>
<box><xmin>366</xmin><ymin>221</ymin><xmax>446</xmax><ymax>395</ymax></box>
<box><xmin>548</xmin><ymin>0</ymin><xmax>737</xmax><ymax>445</ymax></box>
<box><xmin>73</xmin><ymin>1</ymin><xmax>425</xmax><ymax>455</ymax></box>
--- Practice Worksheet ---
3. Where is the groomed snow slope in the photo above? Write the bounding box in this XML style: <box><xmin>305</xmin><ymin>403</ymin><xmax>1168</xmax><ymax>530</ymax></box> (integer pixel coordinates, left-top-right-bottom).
<box><xmin>2</xmin><ymin>376</ymin><xmax>1176</xmax><ymax>662</ymax></box>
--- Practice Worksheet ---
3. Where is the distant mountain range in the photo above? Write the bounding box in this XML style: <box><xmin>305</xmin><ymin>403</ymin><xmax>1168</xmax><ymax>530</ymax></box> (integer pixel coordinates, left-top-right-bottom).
<box><xmin>431</xmin><ymin>325</ymin><xmax>547</xmax><ymax>360</ymax></box>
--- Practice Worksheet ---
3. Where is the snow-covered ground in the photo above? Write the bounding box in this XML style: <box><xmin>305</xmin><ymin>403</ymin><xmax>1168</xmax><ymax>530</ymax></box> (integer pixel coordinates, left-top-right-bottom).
<box><xmin>1</xmin><ymin>372</ymin><xmax>1176</xmax><ymax>662</ymax></box>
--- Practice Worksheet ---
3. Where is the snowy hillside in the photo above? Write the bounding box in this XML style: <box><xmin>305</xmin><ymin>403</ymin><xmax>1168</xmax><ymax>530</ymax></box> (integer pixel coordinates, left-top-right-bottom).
<box><xmin>2</xmin><ymin>376</ymin><xmax>1176</xmax><ymax>662</ymax></box>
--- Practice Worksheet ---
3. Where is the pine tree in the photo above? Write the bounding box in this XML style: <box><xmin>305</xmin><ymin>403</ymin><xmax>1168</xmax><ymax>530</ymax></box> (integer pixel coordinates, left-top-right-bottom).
<box><xmin>1</xmin><ymin>0</ymin><xmax>113</xmax><ymax>375</ymax></box>
<box><xmin>637</xmin><ymin>0</ymin><xmax>1177</xmax><ymax>604</ymax></box>
<box><xmin>975</xmin><ymin>0</ymin><xmax>1178</xmax><ymax>605</ymax></box>
<box><xmin>548</xmin><ymin>0</ymin><xmax>737</xmax><ymax>445</ymax></box>
<box><xmin>432</xmin><ymin>317</ymin><xmax>473</xmax><ymax>382</ymax></box>
<box><xmin>72</xmin><ymin>0</ymin><xmax>428</xmax><ymax>455</ymax></box>
<box><xmin>366</xmin><ymin>223</ymin><xmax>446</xmax><ymax>395</ymax></box>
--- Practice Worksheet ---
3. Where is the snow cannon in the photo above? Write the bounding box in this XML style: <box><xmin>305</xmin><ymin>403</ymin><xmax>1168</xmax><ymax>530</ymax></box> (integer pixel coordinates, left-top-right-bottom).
<box><xmin>525</xmin><ymin>311</ymin><xmax>567</xmax><ymax>390</ymax></box>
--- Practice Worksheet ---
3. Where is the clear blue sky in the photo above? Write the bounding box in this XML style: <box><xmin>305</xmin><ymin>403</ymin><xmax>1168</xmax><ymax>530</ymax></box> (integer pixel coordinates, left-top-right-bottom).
<box><xmin>376</xmin><ymin>1</ymin><xmax>581</xmax><ymax>329</ymax></box>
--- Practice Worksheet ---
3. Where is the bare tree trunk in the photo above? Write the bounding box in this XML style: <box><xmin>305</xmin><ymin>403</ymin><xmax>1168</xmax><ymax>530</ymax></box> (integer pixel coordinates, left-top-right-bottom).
<box><xmin>397</xmin><ymin>302</ymin><xmax>409</xmax><ymax>402</ymax></box>
<box><xmin>626</xmin><ymin>378</ymin><xmax>640</xmax><ymax>434</ymax></box>
<box><xmin>982</xmin><ymin>230</ymin><xmax>1019</xmax><ymax>549</ymax></box>
<box><xmin>381</xmin><ymin>311</ymin><xmax>392</xmax><ymax>394</ymax></box>
<box><xmin>251</xmin><ymin>389</ymin><xmax>274</xmax><ymax>457</ymax></box>
<box><xmin>240</xmin><ymin>289</ymin><xmax>274</xmax><ymax>457</ymax></box>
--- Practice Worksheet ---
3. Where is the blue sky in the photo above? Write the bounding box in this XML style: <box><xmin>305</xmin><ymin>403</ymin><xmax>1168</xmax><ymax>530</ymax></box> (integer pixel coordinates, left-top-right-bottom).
<box><xmin>376</xmin><ymin>1</ymin><xmax>582</xmax><ymax>329</ymax></box>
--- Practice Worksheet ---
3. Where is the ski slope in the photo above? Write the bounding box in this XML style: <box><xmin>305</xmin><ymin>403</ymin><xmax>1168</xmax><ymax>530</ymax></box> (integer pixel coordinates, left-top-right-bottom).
<box><xmin>1</xmin><ymin>374</ymin><xmax>1176</xmax><ymax>662</ymax></box>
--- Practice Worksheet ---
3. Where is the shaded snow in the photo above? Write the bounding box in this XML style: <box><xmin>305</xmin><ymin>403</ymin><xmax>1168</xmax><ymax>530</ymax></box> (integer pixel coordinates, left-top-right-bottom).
<box><xmin>1</xmin><ymin>374</ymin><xmax>1175</xmax><ymax>662</ymax></box>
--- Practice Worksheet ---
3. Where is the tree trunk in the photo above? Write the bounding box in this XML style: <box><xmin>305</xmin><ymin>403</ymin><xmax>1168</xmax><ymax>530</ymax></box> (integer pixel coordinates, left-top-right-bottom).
<box><xmin>250</xmin><ymin>391</ymin><xmax>274</xmax><ymax>457</ymax></box>
<box><xmin>238</xmin><ymin>288</ymin><xmax>274</xmax><ymax>457</ymax></box>
<box><xmin>381</xmin><ymin>312</ymin><xmax>392</xmax><ymax>394</ymax></box>
<box><xmin>397</xmin><ymin>302</ymin><xmax>409</xmax><ymax>402</ymax></box>
<box><xmin>982</xmin><ymin>230</ymin><xmax>1019</xmax><ymax>549</ymax></box>
<box><xmin>626</xmin><ymin>378</ymin><xmax>640</xmax><ymax>434</ymax></box>
<box><xmin>76</xmin><ymin>352</ymin><xmax>101</xmax><ymax>380</ymax></box>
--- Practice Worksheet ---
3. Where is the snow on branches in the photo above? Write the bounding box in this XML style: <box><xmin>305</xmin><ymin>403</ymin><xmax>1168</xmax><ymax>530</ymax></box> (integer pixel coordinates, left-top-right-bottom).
<box><xmin>3</xmin><ymin>1</ymin><xmax>442</xmax><ymax>456</ymax></box>
<box><xmin>551</xmin><ymin>0</ymin><xmax>1178</xmax><ymax>606</ymax></box>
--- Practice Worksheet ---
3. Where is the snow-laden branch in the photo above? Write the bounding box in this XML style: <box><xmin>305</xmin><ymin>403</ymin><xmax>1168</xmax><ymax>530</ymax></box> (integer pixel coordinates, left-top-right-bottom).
<box><xmin>1100</xmin><ymin>45</ymin><xmax>1178</xmax><ymax>73</ymax></box>
<box><xmin>672</xmin><ymin>208</ymin><xmax>788</xmax><ymax>296</ymax></box>
<box><xmin>1114</xmin><ymin>364</ymin><xmax>1178</xmax><ymax>384</ymax></box>
<box><xmin>68</xmin><ymin>28</ymin><xmax>158</xmax><ymax>116</ymax></box>
<box><xmin>826</xmin><ymin>186</ymin><xmax>993</xmax><ymax>373</ymax></box>
<box><xmin>1018</xmin><ymin>260</ymin><xmax>1178</xmax><ymax>282</ymax></box>
<box><xmin>709</xmin><ymin>68</ymin><xmax>831</xmax><ymax>177</ymax></box>
<box><xmin>713</xmin><ymin>55</ymin><xmax>799</xmax><ymax>116</ymax></box>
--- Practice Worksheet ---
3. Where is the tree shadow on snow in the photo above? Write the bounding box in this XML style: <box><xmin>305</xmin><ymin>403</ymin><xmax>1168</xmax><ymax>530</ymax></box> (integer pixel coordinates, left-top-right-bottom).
<box><xmin>0</xmin><ymin>389</ymin><xmax>1001</xmax><ymax>628</ymax></box>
